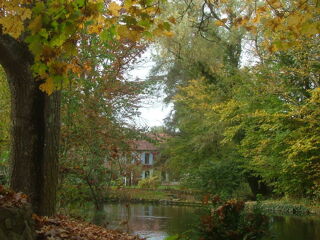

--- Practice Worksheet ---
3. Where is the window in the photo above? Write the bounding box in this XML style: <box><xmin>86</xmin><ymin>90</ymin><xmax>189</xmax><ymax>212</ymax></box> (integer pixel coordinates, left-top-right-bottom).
<box><xmin>145</xmin><ymin>171</ymin><xmax>150</xmax><ymax>178</ymax></box>
<box><xmin>145</xmin><ymin>153</ymin><xmax>150</xmax><ymax>165</ymax></box>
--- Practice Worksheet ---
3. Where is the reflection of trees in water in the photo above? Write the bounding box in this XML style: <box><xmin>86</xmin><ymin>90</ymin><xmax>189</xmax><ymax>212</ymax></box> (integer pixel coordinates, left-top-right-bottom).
<box><xmin>93</xmin><ymin>204</ymin><xmax>131</xmax><ymax>232</ymax></box>
<box><xmin>125</xmin><ymin>203</ymin><xmax>130</xmax><ymax>233</ymax></box>
<box><xmin>129</xmin><ymin>205</ymin><xmax>198</xmax><ymax>234</ymax></box>
<box><xmin>92</xmin><ymin>210</ymin><xmax>109</xmax><ymax>228</ymax></box>
<box><xmin>266</xmin><ymin>216</ymin><xmax>320</xmax><ymax>240</ymax></box>
<box><xmin>94</xmin><ymin>204</ymin><xmax>320</xmax><ymax>240</ymax></box>
<box><xmin>129</xmin><ymin>205</ymin><xmax>163</xmax><ymax>232</ymax></box>
<box><xmin>144</xmin><ymin>205</ymin><xmax>152</xmax><ymax>216</ymax></box>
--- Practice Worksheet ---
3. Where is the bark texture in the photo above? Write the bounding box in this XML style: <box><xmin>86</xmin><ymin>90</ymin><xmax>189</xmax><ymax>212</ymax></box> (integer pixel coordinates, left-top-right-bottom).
<box><xmin>0</xmin><ymin>33</ymin><xmax>60</xmax><ymax>216</ymax></box>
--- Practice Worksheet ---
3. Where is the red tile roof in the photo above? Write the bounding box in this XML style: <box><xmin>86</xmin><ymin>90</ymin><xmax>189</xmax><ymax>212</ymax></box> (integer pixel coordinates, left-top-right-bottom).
<box><xmin>129</xmin><ymin>133</ymin><xmax>170</xmax><ymax>151</ymax></box>
<box><xmin>131</xmin><ymin>140</ymin><xmax>158</xmax><ymax>151</ymax></box>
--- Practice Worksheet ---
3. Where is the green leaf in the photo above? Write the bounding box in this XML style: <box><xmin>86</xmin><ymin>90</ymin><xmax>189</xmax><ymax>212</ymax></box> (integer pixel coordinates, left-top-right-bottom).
<box><xmin>138</xmin><ymin>19</ymin><xmax>151</xmax><ymax>28</ymax></box>
<box><xmin>163</xmin><ymin>22</ymin><xmax>171</xmax><ymax>31</ymax></box>
<box><xmin>49</xmin><ymin>34</ymin><xmax>66</xmax><ymax>47</ymax></box>
<box><xmin>165</xmin><ymin>235</ymin><xmax>180</xmax><ymax>240</ymax></box>
<box><xmin>52</xmin><ymin>75</ymin><xmax>65</xmax><ymax>84</ymax></box>
<box><xmin>26</xmin><ymin>35</ymin><xmax>43</xmax><ymax>56</ymax></box>
<box><xmin>28</xmin><ymin>15</ymin><xmax>43</xmax><ymax>34</ymax></box>
<box><xmin>39</xmin><ymin>28</ymin><xmax>49</xmax><ymax>39</ymax></box>
<box><xmin>76</xmin><ymin>0</ymin><xmax>85</xmax><ymax>7</ymax></box>
<box><xmin>32</xmin><ymin>63</ymin><xmax>48</xmax><ymax>77</ymax></box>
<box><xmin>100</xmin><ymin>29</ymin><xmax>111</xmax><ymax>42</ymax></box>
<box><xmin>33</xmin><ymin>2</ymin><xmax>46</xmax><ymax>14</ymax></box>
<box><xmin>51</xmin><ymin>21</ymin><xmax>59</xmax><ymax>31</ymax></box>
<box><xmin>124</xmin><ymin>16</ymin><xmax>138</xmax><ymax>25</ymax></box>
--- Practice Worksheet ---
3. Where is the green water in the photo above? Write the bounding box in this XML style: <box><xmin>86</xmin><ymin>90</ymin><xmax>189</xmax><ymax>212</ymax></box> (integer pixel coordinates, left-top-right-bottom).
<box><xmin>93</xmin><ymin>203</ymin><xmax>320</xmax><ymax>240</ymax></box>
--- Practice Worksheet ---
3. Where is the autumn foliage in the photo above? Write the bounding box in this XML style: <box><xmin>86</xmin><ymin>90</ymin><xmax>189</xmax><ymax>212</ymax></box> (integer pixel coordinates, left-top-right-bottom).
<box><xmin>1</xmin><ymin>0</ymin><xmax>173</xmax><ymax>216</ymax></box>
<box><xmin>198</xmin><ymin>197</ymin><xmax>268</xmax><ymax>240</ymax></box>
<box><xmin>34</xmin><ymin>215</ymin><xmax>142</xmax><ymax>240</ymax></box>
<box><xmin>0</xmin><ymin>185</ymin><xmax>29</xmax><ymax>208</ymax></box>
<box><xmin>0</xmin><ymin>0</ymin><xmax>173</xmax><ymax>94</ymax></box>
<box><xmin>152</xmin><ymin>0</ymin><xmax>320</xmax><ymax>201</ymax></box>
<box><xmin>0</xmin><ymin>185</ymin><xmax>142</xmax><ymax>240</ymax></box>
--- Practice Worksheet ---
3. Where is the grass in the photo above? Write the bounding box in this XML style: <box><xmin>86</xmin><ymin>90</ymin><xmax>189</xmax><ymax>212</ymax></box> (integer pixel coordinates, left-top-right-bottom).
<box><xmin>157</xmin><ymin>185</ymin><xmax>182</xmax><ymax>191</ymax></box>
<box><xmin>109</xmin><ymin>188</ymin><xmax>167</xmax><ymax>201</ymax></box>
<box><xmin>108</xmin><ymin>186</ymin><xmax>200</xmax><ymax>203</ymax></box>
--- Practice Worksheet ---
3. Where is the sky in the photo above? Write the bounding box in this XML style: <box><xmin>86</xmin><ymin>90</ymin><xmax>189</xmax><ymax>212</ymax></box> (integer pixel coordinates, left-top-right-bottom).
<box><xmin>126</xmin><ymin>40</ymin><xmax>257</xmax><ymax>128</ymax></box>
<box><xmin>126</xmin><ymin>48</ymin><xmax>172</xmax><ymax>128</ymax></box>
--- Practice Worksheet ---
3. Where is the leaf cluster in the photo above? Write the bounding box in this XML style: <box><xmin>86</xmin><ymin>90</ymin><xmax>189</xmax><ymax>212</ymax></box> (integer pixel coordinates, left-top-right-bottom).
<box><xmin>151</xmin><ymin>0</ymin><xmax>320</xmax><ymax>201</ymax></box>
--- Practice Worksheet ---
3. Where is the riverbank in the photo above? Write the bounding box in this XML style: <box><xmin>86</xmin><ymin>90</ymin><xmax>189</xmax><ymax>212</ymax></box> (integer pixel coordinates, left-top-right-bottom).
<box><xmin>108</xmin><ymin>188</ymin><xmax>320</xmax><ymax>216</ymax></box>
<box><xmin>109</xmin><ymin>187</ymin><xmax>200</xmax><ymax>202</ymax></box>
<box><xmin>0</xmin><ymin>185</ymin><xmax>142</xmax><ymax>240</ymax></box>
<box><xmin>246</xmin><ymin>200</ymin><xmax>320</xmax><ymax>216</ymax></box>
<box><xmin>108</xmin><ymin>187</ymin><xmax>202</xmax><ymax>206</ymax></box>
<box><xmin>35</xmin><ymin>215</ymin><xmax>143</xmax><ymax>240</ymax></box>
<box><xmin>101</xmin><ymin>203</ymin><xmax>320</xmax><ymax>240</ymax></box>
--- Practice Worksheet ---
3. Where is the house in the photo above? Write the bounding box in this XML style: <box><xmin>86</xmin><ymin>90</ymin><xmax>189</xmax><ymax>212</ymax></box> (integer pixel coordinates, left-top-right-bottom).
<box><xmin>123</xmin><ymin>135</ymin><xmax>169</xmax><ymax>186</ymax></box>
<box><xmin>133</xmin><ymin>139</ymin><xmax>158</xmax><ymax>179</ymax></box>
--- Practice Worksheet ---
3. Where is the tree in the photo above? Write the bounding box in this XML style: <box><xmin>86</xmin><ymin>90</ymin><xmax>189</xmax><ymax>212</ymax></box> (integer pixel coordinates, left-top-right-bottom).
<box><xmin>245</xmin><ymin>0</ymin><xmax>319</xmax><ymax>53</ymax></box>
<box><xmin>0</xmin><ymin>0</ymin><xmax>172</xmax><ymax>216</ymax></box>
<box><xmin>0</xmin><ymin>28</ymin><xmax>60</xmax><ymax>216</ymax></box>
<box><xmin>59</xmin><ymin>36</ymin><xmax>147</xmax><ymax>212</ymax></box>
<box><xmin>150</xmin><ymin>0</ymin><xmax>255</xmax><ymax>197</ymax></box>
<box><xmin>151</xmin><ymin>0</ymin><xmax>320</xmax><ymax>200</ymax></box>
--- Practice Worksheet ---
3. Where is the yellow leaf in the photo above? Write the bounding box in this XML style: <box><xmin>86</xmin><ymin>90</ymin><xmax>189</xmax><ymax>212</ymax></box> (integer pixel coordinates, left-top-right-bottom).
<box><xmin>117</xmin><ymin>25</ymin><xmax>139</xmax><ymax>41</ymax></box>
<box><xmin>0</xmin><ymin>3</ymin><xmax>32</xmax><ymax>39</ymax></box>
<box><xmin>39</xmin><ymin>77</ymin><xmax>54</xmax><ymax>95</ymax></box>
<box><xmin>256</xmin><ymin>6</ymin><xmax>267</xmax><ymax>14</ymax></box>
<box><xmin>123</xmin><ymin>0</ymin><xmax>135</xmax><ymax>10</ymax></box>
<box><xmin>145</xmin><ymin>7</ymin><xmax>157</xmax><ymax>14</ymax></box>
<box><xmin>214</xmin><ymin>20</ymin><xmax>225</xmax><ymax>27</ymax></box>
<box><xmin>152</xmin><ymin>28</ymin><xmax>163</xmax><ymax>36</ymax></box>
<box><xmin>252</xmin><ymin>15</ymin><xmax>260</xmax><ymax>24</ymax></box>
<box><xmin>287</xmin><ymin>15</ymin><xmax>301</xmax><ymax>27</ymax></box>
<box><xmin>244</xmin><ymin>25</ymin><xmax>257</xmax><ymax>33</ymax></box>
<box><xmin>269</xmin><ymin>0</ymin><xmax>282</xmax><ymax>9</ymax></box>
<box><xmin>163</xmin><ymin>31</ymin><xmax>174</xmax><ymax>37</ymax></box>
<box><xmin>0</xmin><ymin>16</ymin><xmax>24</xmax><ymax>38</ymax></box>
<box><xmin>88</xmin><ymin>24</ymin><xmax>102</xmax><ymax>34</ymax></box>
<box><xmin>301</xmin><ymin>22</ymin><xmax>319</xmax><ymax>36</ymax></box>
<box><xmin>28</xmin><ymin>15</ymin><xmax>43</xmax><ymax>34</ymax></box>
<box><xmin>268</xmin><ymin>44</ymin><xmax>278</xmax><ymax>53</ymax></box>
<box><xmin>168</xmin><ymin>16</ymin><xmax>176</xmax><ymax>24</ymax></box>
<box><xmin>108</xmin><ymin>2</ymin><xmax>122</xmax><ymax>17</ymax></box>
<box><xmin>20</xmin><ymin>8</ymin><xmax>32</xmax><ymax>21</ymax></box>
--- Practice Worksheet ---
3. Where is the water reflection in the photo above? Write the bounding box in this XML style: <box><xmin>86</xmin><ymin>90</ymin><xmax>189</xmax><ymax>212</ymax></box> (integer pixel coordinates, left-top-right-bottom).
<box><xmin>93</xmin><ymin>203</ymin><xmax>320</xmax><ymax>240</ymax></box>
<box><xmin>263</xmin><ymin>215</ymin><xmax>320</xmax><ymax>240</ymax></box>
<box><xmin>97</xmin><ymin>204</ymin><xmax>199</xmax><ymax>239</ymax></box>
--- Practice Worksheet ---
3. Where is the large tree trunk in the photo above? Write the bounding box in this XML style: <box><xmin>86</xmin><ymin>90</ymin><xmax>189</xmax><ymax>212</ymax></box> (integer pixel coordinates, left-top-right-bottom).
<box><xmin>0</xmin><ymin>34</ymin><xmax>60</xmax><ymax>216</ymax></box>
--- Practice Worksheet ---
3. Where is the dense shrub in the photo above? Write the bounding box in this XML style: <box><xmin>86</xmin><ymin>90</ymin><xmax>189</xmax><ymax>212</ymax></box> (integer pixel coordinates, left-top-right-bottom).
<box><xmin>198</xmin><ymin>197</ymin><xmax>269</xmax><ymax>240</ymax></box>
<box><xmin>137</xmin><ymin>176</ymin><xmax>160</xmax><ymax>189</ymax></box>
<box><xmin>166</xmin><ymin>196</ymin><xmax>269</xmax><ymax>240</ymax></box>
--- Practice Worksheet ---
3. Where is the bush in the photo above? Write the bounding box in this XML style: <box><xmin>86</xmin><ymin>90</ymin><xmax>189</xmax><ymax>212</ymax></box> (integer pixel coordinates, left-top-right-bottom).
<box><xmin>137</xmin><ymin>176</ymin><xmax>160</xmax><ymax>189</ymax></box>
<box><xmin>166</xmin><ymin>196</ymin><xmax>269</xmax><ymax>240</ymax></box>
<box><xmin>198</xmin><ymin>197</ymin><xmax>269</xmax><ymax>240</ymax></box>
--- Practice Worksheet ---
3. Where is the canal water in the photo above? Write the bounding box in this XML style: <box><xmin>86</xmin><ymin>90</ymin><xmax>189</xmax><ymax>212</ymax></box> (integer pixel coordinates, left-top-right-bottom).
<box><xmin>93</xmin><ymin>203</ymin><xmax>320</xmax><ymax>240</ymax></box>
